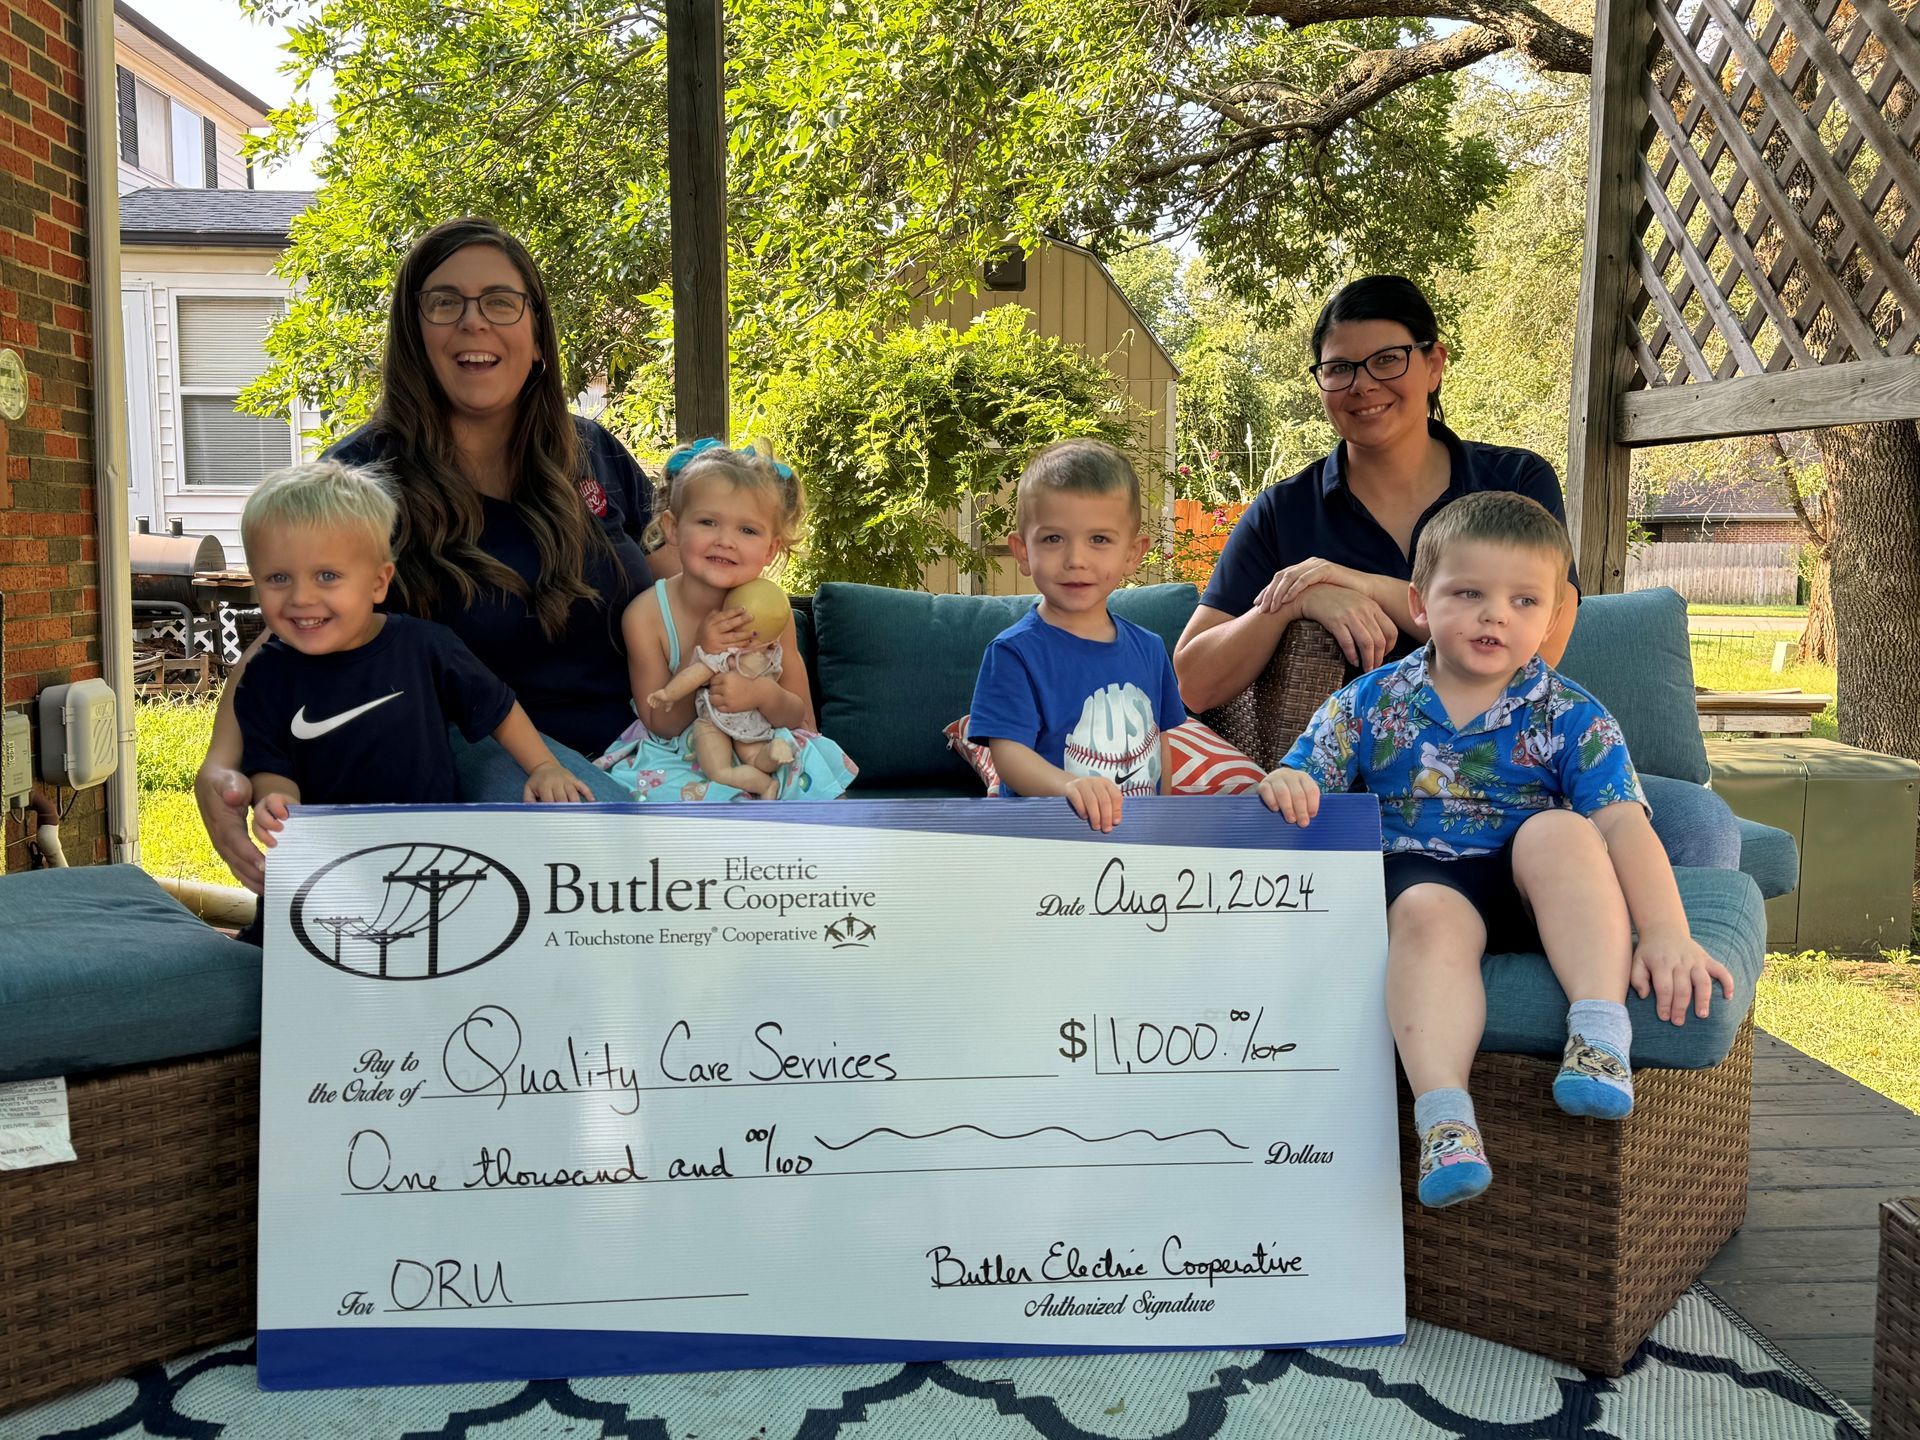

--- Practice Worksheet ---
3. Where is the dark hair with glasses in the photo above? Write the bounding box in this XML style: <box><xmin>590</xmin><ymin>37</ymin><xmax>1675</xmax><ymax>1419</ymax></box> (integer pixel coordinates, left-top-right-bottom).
<box><xmin>374</xmin><ymin>216</ymin><xmax>615</xmax><ymax>642</ymax></box>
<box><xmin>1308</xmin><ymin>275</ymin><xmax>1445</xmax><ymax>422</ymax></box>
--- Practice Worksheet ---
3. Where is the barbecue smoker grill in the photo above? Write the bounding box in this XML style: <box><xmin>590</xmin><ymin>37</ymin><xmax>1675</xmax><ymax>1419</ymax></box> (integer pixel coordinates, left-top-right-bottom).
<box><xmin>129</xmin><ymin>522</ymin><xmax>257</xmax><ymax>693</ymax></box>
<box><xmin>130</xmin><ymin>526</ymin><xmax>227</xmax><ymax>617</ymax></box>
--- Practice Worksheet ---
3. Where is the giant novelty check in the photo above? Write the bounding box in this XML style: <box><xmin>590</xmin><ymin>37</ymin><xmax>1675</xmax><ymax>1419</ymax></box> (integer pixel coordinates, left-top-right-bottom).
<box><xmin>256</xmin><ymin>797</ymin><xmax>1402</xmax><ymax>1389</ymax></box>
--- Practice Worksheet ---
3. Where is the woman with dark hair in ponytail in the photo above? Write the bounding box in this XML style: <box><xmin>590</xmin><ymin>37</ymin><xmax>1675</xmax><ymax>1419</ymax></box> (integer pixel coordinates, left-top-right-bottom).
<box><xmin>1175</xmin><ymin>273</ymin><xmax>1739</xmax><ymax>869</ymax></box>
<box><xmin>196</xmin><ymin>217</ymin><xmax>652</xmax><ymax>891</ymax></box>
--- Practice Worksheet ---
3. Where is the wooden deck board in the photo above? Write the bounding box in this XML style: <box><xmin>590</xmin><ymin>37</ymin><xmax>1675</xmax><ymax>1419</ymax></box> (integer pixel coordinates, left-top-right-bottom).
<box><xmin>1700</xmin><ymin>1029</ymin><xmax>1920</xmax><ymax>1427</ymax></box>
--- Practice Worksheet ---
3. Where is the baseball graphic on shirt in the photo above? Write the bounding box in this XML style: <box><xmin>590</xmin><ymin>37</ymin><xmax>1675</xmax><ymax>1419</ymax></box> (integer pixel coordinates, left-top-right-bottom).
<box><xmin>1062</xmin><ymin>683</ymin><xmax>1160</xmax><ymax>796</ymax></box>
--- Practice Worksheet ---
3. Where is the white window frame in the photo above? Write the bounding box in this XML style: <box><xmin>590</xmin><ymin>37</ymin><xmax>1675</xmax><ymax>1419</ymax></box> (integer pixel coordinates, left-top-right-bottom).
<box><xmin>168</xmin><ymin>97</ymin><xmax>206</xmax><ymax>189</ymax></box>
<box><xmin>130</xmin><ymin>74</ymin><xmax>172</xmax><ymax>185</ymax></box>
<box><xmin>167</xmin><ymin>285</ymin><xmax>298</xmax><ymax>494</ymax></box>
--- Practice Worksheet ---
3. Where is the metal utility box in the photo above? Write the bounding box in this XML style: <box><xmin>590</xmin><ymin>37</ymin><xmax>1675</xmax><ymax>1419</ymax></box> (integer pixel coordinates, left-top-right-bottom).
<box><xmin>1708</xmin><ymin>737</ymin><xmax>1919</xmax><ymax>954</ymax></box>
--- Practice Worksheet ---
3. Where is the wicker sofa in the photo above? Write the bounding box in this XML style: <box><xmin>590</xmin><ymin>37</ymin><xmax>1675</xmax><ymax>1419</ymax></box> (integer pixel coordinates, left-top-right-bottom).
<box><xmin>0</xmin><ymin>580</ymin><xmax>1789</xmax><ymax>1411</ymax></box>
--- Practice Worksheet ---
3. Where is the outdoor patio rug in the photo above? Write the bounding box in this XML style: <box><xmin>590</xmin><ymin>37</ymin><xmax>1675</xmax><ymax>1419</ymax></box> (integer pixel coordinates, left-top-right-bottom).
<box><xmin>2</xmin><ymin>1286</ymin><xmax>1868</xmax><ymax>1440</ymax></box>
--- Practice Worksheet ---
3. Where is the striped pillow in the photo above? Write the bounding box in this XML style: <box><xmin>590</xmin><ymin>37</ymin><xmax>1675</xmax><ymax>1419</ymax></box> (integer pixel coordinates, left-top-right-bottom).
<box><xmin>944</xmin><ymin>717</ymin><xmax>1264</xmax><ymax>797</ymax></box>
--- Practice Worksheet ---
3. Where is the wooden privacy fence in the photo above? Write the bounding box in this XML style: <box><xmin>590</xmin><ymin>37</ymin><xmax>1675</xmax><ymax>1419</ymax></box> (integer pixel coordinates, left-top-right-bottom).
<box><xmin>1626</xmin><ymin>539</ymin><xmax>1803</xmax><ymax>601</ymax></box>
<box><xmin>1170</xmin><ymin>499</ymin><xmax>1248</xmax><ymax>585</ymax></box>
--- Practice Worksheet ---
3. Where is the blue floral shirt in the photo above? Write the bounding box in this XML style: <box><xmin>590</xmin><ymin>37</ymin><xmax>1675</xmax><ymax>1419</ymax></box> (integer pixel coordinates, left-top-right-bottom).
<box><xmin>1280</xmin><ymin>646</ymin><xmax>1649</xmax><ymax>857</ymax></box>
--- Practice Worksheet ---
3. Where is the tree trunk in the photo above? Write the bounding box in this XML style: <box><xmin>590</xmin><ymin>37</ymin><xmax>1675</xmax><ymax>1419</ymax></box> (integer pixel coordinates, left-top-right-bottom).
<box><xmin>1813</xmin><ymin>420</ymin><xmax>1920</xmax><ymax>762</ymax></box>
<box><xmin>1798</xmin><ymin>545</ymin><xmax>1836</xmax><ymax>666</ymax></box>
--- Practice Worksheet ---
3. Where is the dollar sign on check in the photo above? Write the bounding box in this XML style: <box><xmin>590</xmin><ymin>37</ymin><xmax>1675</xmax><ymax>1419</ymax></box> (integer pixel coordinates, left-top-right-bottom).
<box><xmin>1058</xmin><ymin>1019</ymin><xmax>1087</xmax><ymax>1062</ymax></box>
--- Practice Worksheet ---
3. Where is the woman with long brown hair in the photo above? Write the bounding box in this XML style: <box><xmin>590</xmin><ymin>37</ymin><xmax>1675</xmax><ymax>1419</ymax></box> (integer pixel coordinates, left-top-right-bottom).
<box><xmin>196</xmin><ymin>217</ymin><xmax>653</xmax><ymax>891</ymax></box>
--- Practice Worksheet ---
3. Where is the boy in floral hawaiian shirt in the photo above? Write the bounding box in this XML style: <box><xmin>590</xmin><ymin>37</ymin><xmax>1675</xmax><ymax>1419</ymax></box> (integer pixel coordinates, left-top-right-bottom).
<box><xmin>1256</xmin><ymin>491</ymin><xmax>1735</xmax><ymax>1208</ymax></box>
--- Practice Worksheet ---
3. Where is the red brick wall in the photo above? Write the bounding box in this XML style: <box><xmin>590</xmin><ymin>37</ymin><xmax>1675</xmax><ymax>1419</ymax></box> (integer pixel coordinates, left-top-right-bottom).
<box><xmin>1651</xmin><ymin>519</ymin><xmax>1807</xmax><ymax>544</ymax></box>
<box><xmin>2</xmin><ymin>0</ymin><xmax>105</xmax><ymax>872</ymax></box>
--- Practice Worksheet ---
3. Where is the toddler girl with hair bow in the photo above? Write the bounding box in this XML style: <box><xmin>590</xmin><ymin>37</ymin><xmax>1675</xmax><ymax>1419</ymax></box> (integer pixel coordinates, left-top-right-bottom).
<box><xmin>597</xmin><ymin>439</ymin><xmax>857</xmax><ymax>802</ymax></box>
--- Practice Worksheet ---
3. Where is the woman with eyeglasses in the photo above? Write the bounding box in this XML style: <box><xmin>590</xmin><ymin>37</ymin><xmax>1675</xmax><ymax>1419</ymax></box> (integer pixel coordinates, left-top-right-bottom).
<box><xmin>1175</xmin><ymin>272</ymin><xmax>1741</xmax><ymax>870</ymax></box>
<box><xmin>195</xmin><ymin>217</ymin><xmax>651</xmax><ymax>893</ymax></box>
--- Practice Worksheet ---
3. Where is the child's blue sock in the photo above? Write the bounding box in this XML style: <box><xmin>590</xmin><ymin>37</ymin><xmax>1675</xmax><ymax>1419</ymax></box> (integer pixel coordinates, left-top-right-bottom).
<box><xmin>1413</xmin><ymin>1088</ymin><xmax>1491</xmax><ymax>1208</ymax></box>
<box><xmin>1553</xmin><ymin>1000</ymin><xmax>1635</xmax><ymax>1119</ymax></box>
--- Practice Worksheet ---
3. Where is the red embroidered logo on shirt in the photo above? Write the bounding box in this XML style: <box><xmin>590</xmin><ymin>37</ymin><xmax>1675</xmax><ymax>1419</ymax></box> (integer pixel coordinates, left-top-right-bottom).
<box><xmin>580</xmin><ymin>476</ymin><xmax>608</xmax><ymax>516</ymax></box>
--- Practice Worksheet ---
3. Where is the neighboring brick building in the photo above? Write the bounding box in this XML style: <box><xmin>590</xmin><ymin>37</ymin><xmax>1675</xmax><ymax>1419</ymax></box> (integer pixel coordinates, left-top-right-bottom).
<box><xmin>1637</xmin><ymin>473</ymin><xmax>1812</xmax><ymax>545</ymax></box>
<box><xmin>2</xmin><ymin>0</ymin><xmax>106</xmax><ymax>871</ymax></box>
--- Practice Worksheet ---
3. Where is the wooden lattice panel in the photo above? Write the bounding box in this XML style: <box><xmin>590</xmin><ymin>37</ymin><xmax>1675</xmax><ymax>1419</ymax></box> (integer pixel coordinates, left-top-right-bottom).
<box><xmin>1630</xmin><ymin>0</ymin><xmax>1920</xmax><ymax>387</ymax></box>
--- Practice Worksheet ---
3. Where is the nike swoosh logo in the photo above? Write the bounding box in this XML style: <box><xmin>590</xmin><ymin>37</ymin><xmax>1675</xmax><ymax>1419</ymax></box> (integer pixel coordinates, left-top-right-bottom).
<box><xmin>290</xmin><ymin>692</ymin><xmax>405</xmax><ymax>740</ymax></box>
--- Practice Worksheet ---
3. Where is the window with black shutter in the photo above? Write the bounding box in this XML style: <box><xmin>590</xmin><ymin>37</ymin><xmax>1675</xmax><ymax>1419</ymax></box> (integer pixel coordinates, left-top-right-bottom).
<box><xmin>116</xmin><ymin>66</ymin><xmax>137</xmax><ymax>165</ymax></box>
<box><xmin>202</xmin><ymin>118</ymin><xmax>218</xmax><ymax>188</ymax></box>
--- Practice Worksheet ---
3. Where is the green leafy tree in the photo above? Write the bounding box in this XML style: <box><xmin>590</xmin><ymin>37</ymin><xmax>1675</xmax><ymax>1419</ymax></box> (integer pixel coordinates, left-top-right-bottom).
<box><xmin>240</xmin><ymin>0</ymin><xmax>1521</xmax><ymax>440</ymax></box>
<box><xmin>763</xmin><ymin>308</ymin><xmax>1137</xmax><ymax>590</ymax></box>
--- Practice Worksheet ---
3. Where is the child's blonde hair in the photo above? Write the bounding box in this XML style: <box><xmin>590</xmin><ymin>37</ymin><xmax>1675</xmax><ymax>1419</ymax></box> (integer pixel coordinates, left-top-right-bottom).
<box><xmin>662</xmin><ymin>440</ymin><xmax>805</xmax><ymax>547</ymax></box>
<box><xmin>241</xmin><ymin>459</ymin><xmax>397</xmax><ymax>565</ymax></box>
<box><xmin>1016</xmin><ymin>439</ymin><xmax>1141</xmax><ymax>530</ymax></box>
<box><xmin>1411</xmin><ymin>490</ymin><xmax>1573</xmax><ymax>594</ymax></box>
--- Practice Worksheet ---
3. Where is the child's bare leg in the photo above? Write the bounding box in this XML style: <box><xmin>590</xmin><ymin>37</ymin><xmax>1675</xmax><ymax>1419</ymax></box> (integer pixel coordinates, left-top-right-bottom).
<box><xmin>691</xmin><ymin>719</ymin><xmax>777</xmax><ymax>797</ymax></box>
<box><xmin>1389</xmin><ymin>885</ymin><xmax>1494</xmax><ymax>1207</ymax></box>
<box><xmin>1388</xmin><ymin>886</ymin><xmax>1488</xmax><ymax>1095</ymax></box>
<box><xmin>1512</xmin><ymin>810</ymin><xmax>1637</xmax><ymax>1119</ymax></box>
<box><xmin>1512</xmin><ymin>809</ymin><xmax>1631</xmax><ymax>1002</ymax></box>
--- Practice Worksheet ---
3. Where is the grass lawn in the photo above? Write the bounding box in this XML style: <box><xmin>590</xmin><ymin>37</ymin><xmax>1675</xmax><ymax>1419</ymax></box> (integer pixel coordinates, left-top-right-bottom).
<box><xmin>1688</xmin><ymin>603</ymin><xmax>1809</xmax><ymax>619</ymax></box>
<box><xmin>1689</xmin><ymin>641</ymin><xmax>1838</xmax><ymax>740</ymax></box>
<box><xmin>135</xmin><ymin>695</ymin><xmax>236</xmax><ymax>889</ymax></box>
<box><xmin>1755</xmin><ymin>951</ymin><xmax>1920</xmax><ymax>1114</ymax></box>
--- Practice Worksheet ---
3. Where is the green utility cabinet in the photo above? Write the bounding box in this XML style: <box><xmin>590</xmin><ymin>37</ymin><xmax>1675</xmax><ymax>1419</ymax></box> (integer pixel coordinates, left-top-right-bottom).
<box><xmin>1708</xmin><ymin>737</ymin><xmax>1919</xmax><ymax>953</ymax></box>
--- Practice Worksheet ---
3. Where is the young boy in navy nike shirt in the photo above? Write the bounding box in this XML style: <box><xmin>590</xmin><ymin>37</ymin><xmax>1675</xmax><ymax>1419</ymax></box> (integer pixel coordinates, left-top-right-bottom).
<box><xmin>233</xmin><ymin>461</ymin><xmax>589</xmax><ymax>903</ymax></box>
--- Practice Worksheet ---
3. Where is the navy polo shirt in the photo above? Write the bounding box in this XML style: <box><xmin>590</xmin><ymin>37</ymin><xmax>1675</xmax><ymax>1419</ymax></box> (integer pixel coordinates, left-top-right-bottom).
<box><xmin>326</xmin><ymin>416</ymin><xmax>654</xmax><ymax>755</ymax></box>
<box><xmin>1200</xmin><ymin>422</ymin><xmax>1579</xmax><ymax>660</ymax></box>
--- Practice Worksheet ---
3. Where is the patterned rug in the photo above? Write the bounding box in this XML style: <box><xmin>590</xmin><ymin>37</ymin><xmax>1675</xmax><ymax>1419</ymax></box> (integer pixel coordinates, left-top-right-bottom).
<box><xmin>3</xmin><ymin>1287</ymin><xmax>1867</xmax><ymax>1440</ymax></box>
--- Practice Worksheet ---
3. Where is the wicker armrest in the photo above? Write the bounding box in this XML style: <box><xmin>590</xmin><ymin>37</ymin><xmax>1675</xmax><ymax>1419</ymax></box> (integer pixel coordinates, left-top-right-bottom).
<box><xmin>1199</xmin><ymin>619</ymin><xmax>1349</xmax><ymax>771</ymax></box>
<box><xmin>1877</xmin><ymin>1196</ymin><xmax>1920</xmax><ymax>1440</ymax></box>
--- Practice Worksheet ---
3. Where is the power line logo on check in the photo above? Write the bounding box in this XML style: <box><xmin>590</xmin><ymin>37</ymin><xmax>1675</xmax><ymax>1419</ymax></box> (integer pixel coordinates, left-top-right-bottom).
<box><xmin>289</xmin><ymin>843</ymin><xmax>530</xmax><ymax>980</ymax></box>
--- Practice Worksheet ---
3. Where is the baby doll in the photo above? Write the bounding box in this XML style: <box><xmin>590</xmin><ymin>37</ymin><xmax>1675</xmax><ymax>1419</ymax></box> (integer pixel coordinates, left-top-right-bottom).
<box><xmin>646</xmin><ymin>577</ymin><xmax>794</xmax><ymax>798</ymax></box>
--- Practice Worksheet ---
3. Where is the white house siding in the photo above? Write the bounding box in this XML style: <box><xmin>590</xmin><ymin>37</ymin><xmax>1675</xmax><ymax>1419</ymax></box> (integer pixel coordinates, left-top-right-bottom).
<box><xmin>114</xmin><ymin>17</ymin><xmax>263</xmax><ymax>195</ymax></box>
<box><xmin>122</xmin><ymin>246</ymin><xmax>319</xmax><ymax>558</ymax></box>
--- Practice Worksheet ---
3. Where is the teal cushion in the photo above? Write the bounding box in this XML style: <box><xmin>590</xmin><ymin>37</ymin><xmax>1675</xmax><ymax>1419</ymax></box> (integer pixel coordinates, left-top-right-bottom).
<box><xmin>1479</xmin><ymin>866</ymin><xmax>1764</xmax><ymax>1068</ymax></box>
<box><xmin>1556</xmin><ymin>587</ymin><xmax>1711</xmax><ymax>784</ymax></box>
<box><xmin>0</xmin><ymin>865</ymin><xmax>261</xmax><ymax>1082</ymax></box>
<box><xmin>813</xmin><ymin>582</ymin><xmax>1198</xmax><ymax>789</ymax></box>
<box><xmin>1735</xmin><ymin>816</ymin><xmax>1800</xmax><ymax>900</ymax></box>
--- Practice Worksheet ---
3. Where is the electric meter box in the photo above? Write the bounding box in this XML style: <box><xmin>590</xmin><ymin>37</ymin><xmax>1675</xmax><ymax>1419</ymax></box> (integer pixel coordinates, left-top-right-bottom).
<box><xmin>37</xmin><ymin>678</ymin><xmax>119</xmax><ymax>789</ymax></box>
<box><xmin>2</xmin><ymin>710</ymin><xmax>30</xmax><ymax>809</ymax></box>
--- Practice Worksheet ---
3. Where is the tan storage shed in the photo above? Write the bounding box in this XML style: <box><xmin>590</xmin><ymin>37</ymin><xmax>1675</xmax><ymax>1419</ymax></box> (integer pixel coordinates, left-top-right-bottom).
<box><xmin>906</xmin><ymin>239</ymin><xmax>1179</xmax><ymax>596</ymax></box>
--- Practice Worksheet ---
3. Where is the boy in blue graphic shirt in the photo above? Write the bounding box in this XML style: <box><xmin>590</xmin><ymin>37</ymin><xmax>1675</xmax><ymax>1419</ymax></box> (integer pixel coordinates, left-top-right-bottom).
<box><xmin>968</xmin><ymin>440</ymin><xmax>1185</xmax><ymax>832</ymax></box>
<box><xmin>1257</xmin><ymin>491</ymin><xmax>1735</xmax><ymax>1208</ymax></box>
<box><xmin>232</xmin><ymin>462</ymin><xmax>590</xmax><ymax>928</ymax></box>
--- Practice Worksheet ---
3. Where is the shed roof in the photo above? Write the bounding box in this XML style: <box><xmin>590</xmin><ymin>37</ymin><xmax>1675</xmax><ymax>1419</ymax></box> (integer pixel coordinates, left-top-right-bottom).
<box><xmin>1638</xmin><ymin>472</ymin><xmax>1798</xmax><ymax>521</ymax></box>
<box><xmin>120</xmin><ymin>187</ymin><xmax>316</xmax><ymax>248</ymax></box>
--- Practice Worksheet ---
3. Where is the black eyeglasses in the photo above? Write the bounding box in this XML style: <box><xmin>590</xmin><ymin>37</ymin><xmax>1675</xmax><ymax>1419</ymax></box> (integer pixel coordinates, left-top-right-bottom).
<box><xmin>1307</xmin><ymin>342</ymin><xmax>1433</xmax><ymax>392</ymax></box>
<box><xmin>417</xmin><ymin>288</ymin><xmax>533</xmax><ymax>326</ymax></box>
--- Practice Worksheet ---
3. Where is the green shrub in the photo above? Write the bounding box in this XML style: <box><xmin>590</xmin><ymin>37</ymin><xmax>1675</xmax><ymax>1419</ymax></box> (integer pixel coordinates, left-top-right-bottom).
<box><xmin>762</xmin><ymin>307</ymin><xmax>1140</xmax><ymax>592</ymax></box>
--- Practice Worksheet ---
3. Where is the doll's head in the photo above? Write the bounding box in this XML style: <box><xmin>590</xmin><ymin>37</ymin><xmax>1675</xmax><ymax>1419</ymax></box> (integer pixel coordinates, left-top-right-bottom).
<box><xmin>661</xmin><ymin>440</ymin><xmax>804</xmax><ymax>583</ymax></box>
<box><xmin>726</xmin><ymin>577</ymin><xmax>790</xmax><ymax>647</ymax></box>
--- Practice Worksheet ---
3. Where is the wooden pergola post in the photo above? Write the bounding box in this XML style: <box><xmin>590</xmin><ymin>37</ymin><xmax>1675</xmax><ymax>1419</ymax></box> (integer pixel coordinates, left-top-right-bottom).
<box><xmin>667</xmin><ymin>0</ymin><xmax>729</xmax><ymax>443</ymax></box>
<box><xmin>1567</xmin><ymin>0</ymin><xmax>1651</xmax><ymax>595</ymax></box>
